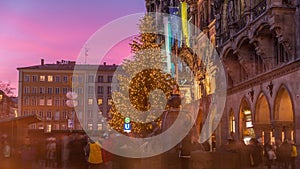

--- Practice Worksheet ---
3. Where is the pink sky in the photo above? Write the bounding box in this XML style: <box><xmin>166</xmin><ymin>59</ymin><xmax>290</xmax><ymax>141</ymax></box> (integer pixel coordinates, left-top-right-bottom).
<box><xmin>0</xmin><ymin>0</ymin><xmax>145</xmax><ymax>96</ymax></box>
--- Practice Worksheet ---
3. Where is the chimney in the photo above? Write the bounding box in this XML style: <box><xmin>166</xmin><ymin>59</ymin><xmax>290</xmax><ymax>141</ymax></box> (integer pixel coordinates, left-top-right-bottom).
<box><xmin>41</xmin><ymin>59</ymin><xmax>44</xmax><ymax>66</ymax></box>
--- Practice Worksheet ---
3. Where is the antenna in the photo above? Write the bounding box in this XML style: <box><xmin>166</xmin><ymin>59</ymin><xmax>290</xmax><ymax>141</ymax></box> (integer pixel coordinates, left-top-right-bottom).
<box><xmin>84</xmin><ymin>46</ymin><xmax>89</xmax><ymax>64</ymax></box>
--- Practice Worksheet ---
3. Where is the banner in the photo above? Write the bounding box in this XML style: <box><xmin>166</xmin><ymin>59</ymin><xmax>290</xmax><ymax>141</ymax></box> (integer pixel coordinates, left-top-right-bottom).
<box><xmin>164</xmin><ymin>16</ymin><xmax>172</xmax><ymax>73</ymax></box>
<box><xmin>169</xmin><ymin>6</ymin><xmax>181</xmax><ymax>47</ymax></box>
<box><xmin>181</xmin><ymin>1</ymin><xmax>189</xmax><ymax>47</ymax></box>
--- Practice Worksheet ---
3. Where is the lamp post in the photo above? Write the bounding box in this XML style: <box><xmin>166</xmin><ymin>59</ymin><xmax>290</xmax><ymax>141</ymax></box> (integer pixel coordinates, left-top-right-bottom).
<box><xmin>66</xmin><ymin>91</ymin><xmax>78</xmax><ymax>132</ymax></box>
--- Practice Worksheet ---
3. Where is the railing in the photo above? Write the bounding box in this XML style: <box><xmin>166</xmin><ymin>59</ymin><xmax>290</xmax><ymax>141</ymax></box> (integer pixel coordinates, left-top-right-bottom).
<box><xmin>235</xmin><ymin>16</ymin><xmax>247</xmax><ymax>33</ymax></box>
<box><xmin>252</xmin><ymin>0</ymin><xmax>267</xmax><ymax>20</ymax></box>
<box><xmin>222</xmin><ymin>30</ymin><xmax>230</xmax><ymax>43</ymax></box>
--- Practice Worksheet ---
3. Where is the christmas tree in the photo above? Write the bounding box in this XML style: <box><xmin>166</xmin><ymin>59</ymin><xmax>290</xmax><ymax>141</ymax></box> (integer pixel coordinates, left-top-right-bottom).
<box><xmin>108</xmin><ymin>14</ymin><xmax>178</xmax><ymax>136</ymax></box>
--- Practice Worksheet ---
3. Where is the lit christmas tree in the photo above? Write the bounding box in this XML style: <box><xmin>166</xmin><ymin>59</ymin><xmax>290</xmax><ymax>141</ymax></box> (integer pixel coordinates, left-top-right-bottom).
<box><xmin>108</xmin><ymin>14</ymin><xmax>178</xmax><ymax>136</ymax></box>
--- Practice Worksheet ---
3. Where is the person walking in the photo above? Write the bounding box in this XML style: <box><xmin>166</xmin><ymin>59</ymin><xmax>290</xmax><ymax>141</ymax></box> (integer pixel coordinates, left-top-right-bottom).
<box><xmin>2</xmin><ymin>140</ymin><xmax>11</xmax><ymax>158</ymax></box>
<box><xmin>46</xmin><ymin>137</ymin><xmax>57</xmax><ymax>169</ymax></box>
<box><xmin>19</xmin><ymin>137</ymin><xmax>37</xmax><ymax>169</ymax></box>
<box><xmin>248</xmin><ymin>138</ymin><xmax>263</xmax><ymax>169</ymax></box>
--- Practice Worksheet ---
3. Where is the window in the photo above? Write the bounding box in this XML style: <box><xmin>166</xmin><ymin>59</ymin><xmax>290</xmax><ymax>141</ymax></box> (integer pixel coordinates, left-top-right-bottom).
<box><xmin>62</xmin><ymin>87</ymin><xmax>68</xmax><ymax>94</ymax></box>
<box><xmin>62</xmin><ymin>99</ymin><xmax>67</xmax><ymax>106</ymax></box>
<box><xmin>24</xmin><ymin>97</ymin><xmax>29</xmax><ymax>105</ymax></box>
<box><xmin>72</xmin><ymin>76</ymin><xmax>77</xmax><ymax>83</ymax></box>
<box><xmin>88</xmin><ymin>86</ymin><xmax>94</xmax><ymax>95</ymax></box>
<box><xmin>54</xmin><ymin>98</ymin><xmax>60</xmax><ymax>106</ymax></box>
<box><xmin>48</xmin><ymin>75</ymin><xmax>53</xmax><ymax>82</ymax></box>
<box><xmin>39</xmin><ymin>111</ymin><xmax>44</xmax><ymax>117</ymax></box>
<box><xmin>88</xmin><ymin>110</ymin><xmax>93</xmax><ymax>118</ymax></box>
<box><xmin>40</xmin><ymin>75</ymin><xmax>45</xmax><ymax>82</ymax></box>
<box><xmin>47</xmin><ymin>98</ymin><xmax>52</xmax><ymax>106</ymax></box>
<box><xmin>46</xmin><ymin>124</ymin><xmax>52</xmax><ymax>133</ymax></box>
<box><xmin>63</xmin><ymin>76</ymin><xmax>68</xmax><ymax>82</ymax></box>
<box><xmin>24</xmin><ymin>75</ymin><xmax>30</xmax><ymax>82</ymax></box>
<box><xmin>46</xmin><ymin>111</ymin><xmax>52</xmax><ymax>120</ymax></box>
<box><xmin>47</xmin><ymin>87</ymin><xmax>53</xmax><ymax>94</ymax></box>
<box><xmin>24</xmin><ymin>87</ymin><xmax>30</xmax><ymax>94</ymax></box>
<box><xmin>77</xmin><ymin>111</ymin><xmax>83</xmax><ymax>120</ymax></box>
<box><xmin>97</xmin><ymin>123</ymin><xmax>103</xmax><ymax>130</ymax></box>
<box><xmin>97</xmin><ymin>86</ymin><xmax>103</xmax><ymax>94</ymax></box>
<box><xmin>55</xmin><ymin>76</ymin><xmax>60</xmax><ymax>82</ymax></box>
<box><xmin>32</xmin><ymin>87</ymin><xmax>37</xmax><ymax>94</ymax></box>
<box><xmin>39</xmin><ymin>98</ymin><xmax>45</xmax><ymax>106</ymax></box>
<box><xmin>62</xmin><ymin>112</ymin><xmax>67</xmax><ymax>119</ymax></box>
<box><xmin>53</xmin><ymin>124</ymin><xmax>59</xmax><ymax>130</ymax></box>
<box><xmin>78</xmin><ymin>76</ymin><xmax>83</xmax><ymax>83</ymax></box>
<box><xmin>31</xmin><ymin>98</ymin><xmax>37</xmax><ymax>106</ymax></box>
<box><xmin>107</xmin><ymin>87</ymin><xmax>111</xmax><ymax>94</ymax></box>
<box><xmin>32</xmin><ymin>75</ymin><xmax>38</xmax><ymax>82</ymax></box>
<box><xmin>88</xmin><ymin>98</ymin><xmax>93</xmax><ymax>105</ymax></box>
<box><xmin>88</xmin><ymin>75</ymin><xmax>94</xmax><ymax>83</ymax></box>
<box><xmin>108</xmin><ymin>76</ymin><xmax>113</xmax><ymax>83</ymax></box>
<box><xmin>54</xmin><ymin>111</ymin><xmax>60</xmax><ymax>121</ymax></box>
<box><xmin>39</xmin><ymin>87</ymin><xmax>45</xmax><ymax>94</ymax></box>
<box><xmin>88</xmin><ymin>123</ymin><xmax>93</xmax><ymax>130</ymax></box>
<box><xmin>98</xmin><ymin>76</ymin><xmax>103</xmax><ymax>83</ymax></box>
<box><xmin>107</xmin><ymin>98</ymin><xmax>113</xmax><ymax>106</ymax></box>
<box><xmin>97</xmin><ymin>98</ymin><xmax>103</xmax><ymax>105</ymax></box>
<box><xmin>77</xmin><ymin>88</ymin><xmax>83</xmax><ymax>94</ymax></box>
<box><xmin>55</xmin><ymin>87</ymin><xmax>60</xmax><ymax>94</ymax></box>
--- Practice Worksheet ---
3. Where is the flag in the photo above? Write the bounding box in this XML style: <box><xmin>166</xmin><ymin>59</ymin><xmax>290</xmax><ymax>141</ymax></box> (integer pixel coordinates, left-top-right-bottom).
<box><xmin>164</xmin><ymin>16</ymin><xmax>172</xmax><ymax>73</ymax></box>
<box><xmin>181</xmin><ymin>1</ymin><xmax>189</xmax><ymax>47</ymax></box>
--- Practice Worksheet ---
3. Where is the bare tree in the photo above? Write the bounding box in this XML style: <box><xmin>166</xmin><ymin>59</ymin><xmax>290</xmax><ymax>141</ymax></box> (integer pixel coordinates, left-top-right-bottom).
<box><xmin>0</xmin><ymin>81</ymin><xmax>16</xmax><ymax>96</ymax></box>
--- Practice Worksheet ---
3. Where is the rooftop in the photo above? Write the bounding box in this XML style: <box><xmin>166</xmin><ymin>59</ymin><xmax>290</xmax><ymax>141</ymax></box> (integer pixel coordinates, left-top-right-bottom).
<box><xmin>17</xmin><ymin>59</ymin><xmax>118</xmax><ymax>71</ymax></box>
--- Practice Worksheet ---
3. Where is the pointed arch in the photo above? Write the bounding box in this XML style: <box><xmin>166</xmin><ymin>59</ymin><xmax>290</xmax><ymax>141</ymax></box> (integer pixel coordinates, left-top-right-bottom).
<box><xmin>239</xmin><ymin>97</ymin><xmax>254</xmax><ymax>139</ymax></box>
<box><xmin>255</xmin><ymin>92</ymin><xmax>271</xmax><ymax>124</ymax></box>
<box><xmin>274</xmin><ymin>85</ymin><xmax>294</xmax><ymax>121</ymax></box>
<box><xmin>229</xmin><ymin>108</ymin><xmax>236</xmax><ymax>134</ymax></box>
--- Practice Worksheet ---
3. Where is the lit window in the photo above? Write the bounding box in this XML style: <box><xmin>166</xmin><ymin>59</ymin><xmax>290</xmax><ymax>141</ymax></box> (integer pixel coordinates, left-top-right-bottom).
<box><xmin>97</xmin><ymin>98</ymin><xmax>103</xmax><ymax>105</ymax></box>
<box><xmin>46</xmin><ymin>124</ymin><xmax>52</xmax><ymax>133</ymax></box>
<box><xmin>107</xmin><ymin>98</ymin><xmax>113</xmax><ymax>105</ymax></box>
<box><xmin>88</xmin><ymin>98</ymin><xmax>93</xmax><ymax>105</ymax></box>
<box><xmin>97</xmin><ymin>123</ymin><xmax>103</xmax><ymax>131</ymax></box>
<box><xmin>40</xmin><ymin>75</ymin><xmax>45</xmax><ymax>82</ymax></box>
<box><xmin>47</xmin><ymin>98</ymin><xmax>52</xmax><ymax>106</ymax></box>
<box><xmin>48</xmin><ymin>75</ymin><xmax>53</xmax><ymax>82</ymax></box>
<box><xmin>88</xmin><ymin>123</ymin><xmax>93</xmax><ymax>130</ymax></box>
<box><xmin>39</xmin><ymin>98</ymin><xmax>45</xmax><ymax>106</ymax></box>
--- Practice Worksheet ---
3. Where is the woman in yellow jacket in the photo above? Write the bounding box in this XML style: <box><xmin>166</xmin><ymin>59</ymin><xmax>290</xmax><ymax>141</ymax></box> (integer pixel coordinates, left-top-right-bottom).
<box><xmin>291</xmin><ymin>140</ymin><xmax>297</xmax><ymax>169</ymax></box>
<box><xmin>86</xmin><ymin>139</ymin><xmax>104</xmax><ymax>169</ymax></box>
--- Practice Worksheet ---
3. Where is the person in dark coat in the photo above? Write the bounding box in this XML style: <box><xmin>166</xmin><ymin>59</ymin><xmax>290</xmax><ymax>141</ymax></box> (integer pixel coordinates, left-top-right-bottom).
<box><xmin>69</xmin><ymin>134</ymin><xmax>87</xmax><ymax>169</ymax></box>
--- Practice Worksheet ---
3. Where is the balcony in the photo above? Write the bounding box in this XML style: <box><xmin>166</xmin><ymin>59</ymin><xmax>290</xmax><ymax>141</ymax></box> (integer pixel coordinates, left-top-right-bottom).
<box><xmin>252</xmin><ymin>0</ymin><xmax>267</xmax><ymax>20</ymax></box>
